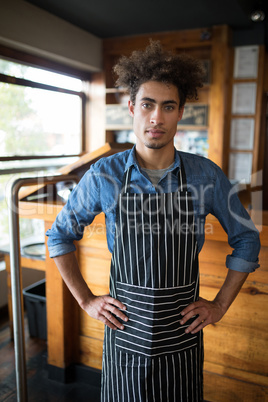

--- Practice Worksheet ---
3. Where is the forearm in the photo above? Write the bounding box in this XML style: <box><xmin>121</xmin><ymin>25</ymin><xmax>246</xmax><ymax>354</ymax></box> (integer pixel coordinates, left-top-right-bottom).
<box><xmin>213</xmin><ymin>268</ymin><xmax>249</xmax><ymax>314</ymax></box>
<box><xmin>53</xmin><ymin>251</ymin><xmax>93</xmax><ymax>309</ymax></box>
<box><xmin>181</xmin><ymin>268</ymin><xmax>249</xmax><ymax>333</ymax></box>
<box><xmin>53</xmin><ymin>251</ymin><xmax>128</xmax><ymax>330</ymax></box>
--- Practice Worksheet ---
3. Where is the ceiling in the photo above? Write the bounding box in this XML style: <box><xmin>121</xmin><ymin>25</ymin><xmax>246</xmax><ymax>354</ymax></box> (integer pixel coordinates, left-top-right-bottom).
<box><xmin>25</xmin><ymin>0</ymin><xmax>268</xmax><ymax>46</ymax></box>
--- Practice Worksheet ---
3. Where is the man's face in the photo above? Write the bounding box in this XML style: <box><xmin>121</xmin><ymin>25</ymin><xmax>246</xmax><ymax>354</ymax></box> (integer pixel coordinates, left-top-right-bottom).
<box><xmin>128</xmin><ymin>81</ymin><xmax>184</xmax><ymax>151</ymax></box>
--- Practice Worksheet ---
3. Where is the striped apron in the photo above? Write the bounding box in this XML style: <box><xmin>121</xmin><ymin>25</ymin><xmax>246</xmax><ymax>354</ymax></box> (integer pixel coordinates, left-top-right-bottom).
<box><xmin>101</xmin><ymin>161</ymin><xmax>203</xmax><ymax>401</ymax></box>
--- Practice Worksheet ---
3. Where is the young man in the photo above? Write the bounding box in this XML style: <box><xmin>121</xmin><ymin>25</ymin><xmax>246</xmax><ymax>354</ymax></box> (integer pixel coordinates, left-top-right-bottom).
<box><xmin>47</xmin><ymin>41</ymin><xmax>260</xmax><ymax>401</ymax></box>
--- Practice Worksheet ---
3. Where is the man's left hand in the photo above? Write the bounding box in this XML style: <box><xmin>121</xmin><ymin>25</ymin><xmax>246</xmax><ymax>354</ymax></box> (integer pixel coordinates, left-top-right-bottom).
<box><xmin>180</xmin><ymin>297</ymin><xmax>225</xmax><ymax>334</ymax></box>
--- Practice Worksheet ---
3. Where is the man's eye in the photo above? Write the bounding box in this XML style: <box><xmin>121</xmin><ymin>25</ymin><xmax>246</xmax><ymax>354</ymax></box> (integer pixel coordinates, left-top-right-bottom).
<box><xmin>142</xmin><ymin>103</ymin><xmax>151</xmax><ymax>109</ymax></box>
<box><xmin>165</xmin><ymin>105</ymin><xmax>175</xmax><ymax>111</ymax></box>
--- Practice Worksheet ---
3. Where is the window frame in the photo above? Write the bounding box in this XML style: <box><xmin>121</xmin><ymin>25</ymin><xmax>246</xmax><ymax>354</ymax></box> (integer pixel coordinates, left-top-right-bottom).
<box><xmin>0</xmin><ymin>44</ymin><xmax>91</xmax><ymax>169</ymax></box>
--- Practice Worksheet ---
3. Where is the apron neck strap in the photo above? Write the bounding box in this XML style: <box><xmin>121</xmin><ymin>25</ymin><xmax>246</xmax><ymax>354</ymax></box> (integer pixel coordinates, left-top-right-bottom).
<box><xmin>178</xmin><ymin>158</ymin><xmax>187</xmax><ymax>191</ymax></box>
<box><xmin>122</xmin><ymin>156</ymin><xmax>187</xmax><ymax>193</ymax></box>
<box><xmin>122</xmin><ymin>166</ymin><xmax>133</xmax><ymax>193</ymax></box>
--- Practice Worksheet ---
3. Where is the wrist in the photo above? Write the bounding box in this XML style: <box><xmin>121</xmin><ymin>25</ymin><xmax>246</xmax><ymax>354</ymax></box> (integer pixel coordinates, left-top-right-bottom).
<box><xmin>213</xmin><ymin>297</ymin><xmax>228</xmax><ymax>315</ymax></box>
<box><xmin>78</xmin><ymin>289</ymin><xmax>95</xmax><ymax>311</ymax></box>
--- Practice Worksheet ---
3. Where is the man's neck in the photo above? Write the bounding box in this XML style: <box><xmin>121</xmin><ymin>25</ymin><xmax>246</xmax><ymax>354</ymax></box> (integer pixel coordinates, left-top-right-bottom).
<box><xmin>135</xmin><ymin>145</ymin><xmax>175</xmax><ymax>170</ymax></box>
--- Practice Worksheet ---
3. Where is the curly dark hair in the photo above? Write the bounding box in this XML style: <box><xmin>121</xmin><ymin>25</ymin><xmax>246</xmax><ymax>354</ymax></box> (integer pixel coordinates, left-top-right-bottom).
<box><xmin>113</xmin><ymin>40</ymin><xmax>205</xmax><ymax>108</ymax></box>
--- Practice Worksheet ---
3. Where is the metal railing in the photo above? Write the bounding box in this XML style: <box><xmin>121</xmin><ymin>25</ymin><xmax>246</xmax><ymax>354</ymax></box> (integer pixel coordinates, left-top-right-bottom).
<box><xmin>8</xmin><ymin>174</ymin><xmax>79</xmax><ymax>402</ymax></box>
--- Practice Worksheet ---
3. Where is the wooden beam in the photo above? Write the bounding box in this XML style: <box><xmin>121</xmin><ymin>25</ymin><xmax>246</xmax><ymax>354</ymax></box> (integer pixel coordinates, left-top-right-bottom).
<box><xmin>208</xmin><ymin>25</ymin><xmax>232</xmax><ymax>170</ymax></box>
<box><xmin>45</xmin><ymin>221</ymin><xmax>79</xmax><ymax>369</ymax></box>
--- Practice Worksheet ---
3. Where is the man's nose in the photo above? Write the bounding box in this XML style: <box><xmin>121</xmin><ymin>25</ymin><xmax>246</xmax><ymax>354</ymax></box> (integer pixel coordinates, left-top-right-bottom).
<box><xmin>150</xmin><ymin>107</ymin><xmax>164</xmax><ymax>125</ymax></box>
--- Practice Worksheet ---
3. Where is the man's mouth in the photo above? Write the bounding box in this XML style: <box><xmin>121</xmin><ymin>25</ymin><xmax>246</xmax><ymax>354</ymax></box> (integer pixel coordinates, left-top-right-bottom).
<box><xmin>146</xmin><ymin>128</ymin><xmax>165</xmax><ymax>138</ymax></box>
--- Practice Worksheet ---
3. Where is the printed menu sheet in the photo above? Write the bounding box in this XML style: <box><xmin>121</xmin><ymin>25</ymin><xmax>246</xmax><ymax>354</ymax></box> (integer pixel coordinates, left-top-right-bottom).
<box><xmin>229</xmin><ymin>152</ymin><xmax>253</xmax><ymax>184</ymax></box>
<box><xmin>230</xmin><ymin>118</ymin><xmax>255</xmax><ymax>150</ymax></box>
<box><xmin>234</xmin><ymin>46</ymin><xmax>259</xmax><ymax>79</ymax></box>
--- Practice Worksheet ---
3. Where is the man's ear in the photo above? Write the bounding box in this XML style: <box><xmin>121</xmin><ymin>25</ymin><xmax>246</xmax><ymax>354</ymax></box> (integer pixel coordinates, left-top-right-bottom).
<box><xmin>128</xmin><ymin>100</ymin><xmax>135</xmax><ymax>117</ymax></box>
<box><xmin>178</xmin><ymin>106</ymin><xmax>184</xmax><ymax>122</ymax></box>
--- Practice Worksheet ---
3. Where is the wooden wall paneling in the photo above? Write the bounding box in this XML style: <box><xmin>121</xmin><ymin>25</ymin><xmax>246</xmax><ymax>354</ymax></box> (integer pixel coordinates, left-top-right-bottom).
<box><xmin>264</xmin><ymin>52</ymin><xmax>268</xmax><ymax>92</ymax></box>
<box><xmin>208</xmin><ymin>25</ymin><xmax>232</xmax><ymax>170</ymax></box>
<box><xmin>194</xmin><ymin>86</ymin><xmax>210</xmax><ymax>104</ymax></box>
<box><xmin>200</xmin><ymin>261</ymin><xmax>268</xmax><ymax>289</ymax></box>
<box><xmin>79</xmin><ymin>255</ymin><xmax>110</xmax><ymax>293</ymax></box>
<box><xmin>79</xmin><ymin>244</ymin><xmax>111</xmax><ymax>260</ymax></box>
<box><xmin>200</xmin><ymin>240</ymin><xmax>268</xmax><ymax>282</ymax></box>
<box><xmin>199</xmin><ymin>238</ymin><xmax>232</xmax><ymax>263</ymax></box>
<box><xmin>262</xmin><ymin>92</ymin><xmax>268</xmax><ymax>210</ymax></box>
<box><xmin>45</xmin><ymin>221</ymin><xmax>79</xmax><ymax>369</ymax></box>
<box><xmin>204</xmin><ymin>218</ymin><xmax>229</xmax><ymax>242</ymax></box>
<box><xmin>204</xmin><ymin>325</ymin><xmax>267</xmax><ymax>378</ymax></box>
<box><xmin>203</xmin><ymin>281</ymin><xmax>267</xmax><ymax>331</ymax></box>
<box><xmin>79</xmin><ymin>335</ymin><xmax>103</xmax><ymax>370</ymax></box>
<box><xmin>79</xmin><ymin>311</ymin><xmax>104</xmax><ymax>339</ymax></box>
<box><xmin>225</xmin><ymin>46</ymin><xmax>235</xmax><ymax>178</ymax></box>
<box><xmin>20</xmin><ymin>256</ymin><xmax>45</xmax><ymax>271</ymax></box>
<box><xmin>104</xmin><ymin>54</ymin><xmax>121</xmax><ymax>89</ymax></box>
<box><xmin>203</xmin><ymin>322</ymin><xmax>268</xmax><ymax>381</ymax></box>
<box><xmin>199</xmin><ymin>211</ymin><xmax>268</xmax><ymax>399</ymax></box>
<box><xmin>77</xmin><ymin>212</ymin><xmax>110</xmax><ymax>367</ymax></box>
<box><xmin>19</xmin><ymin>201</ymin><xmax>63</xmax><ymax>222</ymax></box>
<box><xmin>79</xmin><ymin>213</ymin><xmax>110</xmax><ymax>244</ymax></box>
<box><xmin>205</xmin><ymin>360</ymin><xmax>268</xmax><ymax>388</ymax></box>
<box><xmin>79</xmin><ymin>232</ymin><xmax>108</xmax><ymax>250</ymax></box>
<box><xmin>103</xmin><ymin>27</ymin><xmax>213</xmax><ymax>56</ymax></box>
<box><xmin>203</xmin><ymin>367</ymin><xmax>268</xmax><ymax>402</ymax></box>
<box><xmin>257</xmin><ymin>91</ymin><xmax>268</xmax><ymax>195</ymax></box>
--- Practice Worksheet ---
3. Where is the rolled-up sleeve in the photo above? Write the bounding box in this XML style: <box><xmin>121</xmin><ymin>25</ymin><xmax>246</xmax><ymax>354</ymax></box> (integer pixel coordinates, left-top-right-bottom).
<box><xmin>46</xmin><ymin>165</ymin><xmax>102</xmax><ymax>258</ymax></box>
<box><xmin>226</xmin><ymin>255</ymin><xmax>259</xmax><ymax>273</ymax></box>
<box><xmin>211</xmin><ymin>166</ymin><xmax>260</xmax><ymax>273</ymax></box>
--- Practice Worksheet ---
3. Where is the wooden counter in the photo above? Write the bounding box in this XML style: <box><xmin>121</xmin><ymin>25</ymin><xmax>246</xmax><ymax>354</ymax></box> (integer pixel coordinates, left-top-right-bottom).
<box><xmin>200</xmin><ymin>214</ymin><xmax>268</xmax><ymax>401</ymax></box>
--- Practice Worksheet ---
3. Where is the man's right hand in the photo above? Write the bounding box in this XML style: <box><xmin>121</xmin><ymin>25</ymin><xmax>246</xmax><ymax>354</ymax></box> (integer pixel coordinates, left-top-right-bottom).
<box><xmin>53</xmin><ymin>253</ymin><xmax>128</xmax><ymax>330</ymax></box>
<box><xmin>82</xmin><ymin>294</ymin><xmax>128</xmax><ymax>330</ymax></box>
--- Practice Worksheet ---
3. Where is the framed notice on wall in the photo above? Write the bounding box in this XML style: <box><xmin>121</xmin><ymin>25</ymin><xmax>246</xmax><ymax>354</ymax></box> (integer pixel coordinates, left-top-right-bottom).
<box><xmin>178</xmin><ymin>104</ymin><xmax>208</xmax><ymax>127</ymax></box>
<box><xmin>228</xmin><ymin>152</ymin><xmax>253</xmax><ymax>184</ymax></box>
<box><xmin>230</xmin><ymin>118</ymin><xmax>255</xmax><ymax>150</ymax></box>
<box><xmin>231</xmin><ymin>83</ymin><xmax>257</xmax><ymax>115</ymax></box>
<box><xmin>234</xmin><ymin>46</ymin><xmax>259</xmax><ymax>79</ymax></box>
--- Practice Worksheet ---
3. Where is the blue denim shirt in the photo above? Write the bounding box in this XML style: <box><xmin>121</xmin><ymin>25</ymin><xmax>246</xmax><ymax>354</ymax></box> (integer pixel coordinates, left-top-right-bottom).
<box><xmin>46</xmin><ymin>146</ymin><xmax>260</xmax><ymax>273</ymax></box>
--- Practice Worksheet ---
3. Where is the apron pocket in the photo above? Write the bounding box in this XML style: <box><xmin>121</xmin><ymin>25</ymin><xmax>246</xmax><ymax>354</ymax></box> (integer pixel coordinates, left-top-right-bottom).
<box><xmin>115</xmin><ymin>281</ymin><xmax>198</xmax><ymax>360</ymax></box>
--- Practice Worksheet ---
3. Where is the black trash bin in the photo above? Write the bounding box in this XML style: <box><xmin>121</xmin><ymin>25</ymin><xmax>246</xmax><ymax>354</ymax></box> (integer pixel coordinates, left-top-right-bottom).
<box><xmin>23</xmin><ymin>279</ymin><xmax>47</xmax><ymax>340</ymax></box>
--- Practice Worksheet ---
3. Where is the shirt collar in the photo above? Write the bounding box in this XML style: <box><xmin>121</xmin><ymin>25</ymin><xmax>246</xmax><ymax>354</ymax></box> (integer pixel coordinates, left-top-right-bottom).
<box><xmin>125</xmin><ymin>145</ymin><xmax>181</xmax><ymax>173</ymax></box>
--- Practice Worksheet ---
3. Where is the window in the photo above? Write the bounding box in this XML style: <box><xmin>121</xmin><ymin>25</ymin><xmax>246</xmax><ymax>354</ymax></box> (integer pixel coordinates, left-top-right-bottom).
<box><xmin>0</xmin><ymin>58</ymin><xmax>85</xmax><ymax>161</ymax></box>
<box><xmin>0</xmin><ymin>49</ymin><xmax>90</xmax><ymax>247</ymax></box>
